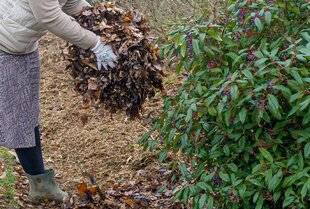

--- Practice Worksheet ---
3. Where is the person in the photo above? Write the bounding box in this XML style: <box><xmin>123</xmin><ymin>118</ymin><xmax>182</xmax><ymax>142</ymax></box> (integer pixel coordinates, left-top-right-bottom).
<box><xmin>0</xmin><ymin>0</ymin><xmax>117</xmax><ymax>203</ymax></box>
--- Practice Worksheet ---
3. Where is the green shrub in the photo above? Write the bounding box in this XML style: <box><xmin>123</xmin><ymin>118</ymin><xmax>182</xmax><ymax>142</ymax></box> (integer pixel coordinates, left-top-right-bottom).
<box><xmin>141</xmin><ymin>0</ymin><xmax>310</xmax><ymax>208</ymax></box>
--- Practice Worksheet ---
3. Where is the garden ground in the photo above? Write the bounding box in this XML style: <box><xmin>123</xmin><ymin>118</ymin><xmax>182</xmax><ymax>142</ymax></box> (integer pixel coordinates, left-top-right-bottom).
<box><xmin>0</xmin><ymin>34</ymin><xmax>182</xmax><ymax>209</ymax></box>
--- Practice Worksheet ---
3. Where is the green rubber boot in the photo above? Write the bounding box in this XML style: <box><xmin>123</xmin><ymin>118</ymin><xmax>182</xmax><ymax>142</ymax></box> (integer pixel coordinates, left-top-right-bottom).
<box><xmin>26</xmin><ymin>169</ymin><xmax>68</xmax><ymax>203</ymax></box>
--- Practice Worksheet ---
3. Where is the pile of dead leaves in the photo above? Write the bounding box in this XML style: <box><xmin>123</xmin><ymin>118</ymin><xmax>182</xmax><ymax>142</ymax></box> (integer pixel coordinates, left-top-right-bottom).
<box><xmin>64</xmin><ymin>2</ymin><xmax>164</xmax><ymax>118</ymax></box>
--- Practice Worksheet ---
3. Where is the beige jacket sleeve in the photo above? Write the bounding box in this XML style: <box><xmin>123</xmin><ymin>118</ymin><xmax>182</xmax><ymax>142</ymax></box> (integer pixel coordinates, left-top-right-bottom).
<box><xmin>63</xmin><ymin>0</ymin><xmax>90</xmax><ymax>16</ymax></box>
<box><xmin>28</xmin><ymin>0</ymin><xmax>98</xmax><ymax>49</ymax></box>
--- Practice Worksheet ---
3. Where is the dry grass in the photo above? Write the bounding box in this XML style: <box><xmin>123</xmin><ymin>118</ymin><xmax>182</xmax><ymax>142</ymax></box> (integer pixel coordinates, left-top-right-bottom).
<box><xmin>89</xmin><ymin>0</ymin><xmax>224</xmax><ymax>34</ymax></box>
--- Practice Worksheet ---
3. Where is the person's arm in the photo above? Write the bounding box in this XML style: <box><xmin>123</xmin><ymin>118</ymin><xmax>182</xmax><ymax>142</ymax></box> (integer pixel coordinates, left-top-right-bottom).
<box><xmin>28</xmin><ymin>0</ymin><xmax>98</xmax><ymax>49</ymax></box>
<box><xmin>62</xmin><ymin>0</ymin><xmax>90</xmax><ymax>16</ymax></box>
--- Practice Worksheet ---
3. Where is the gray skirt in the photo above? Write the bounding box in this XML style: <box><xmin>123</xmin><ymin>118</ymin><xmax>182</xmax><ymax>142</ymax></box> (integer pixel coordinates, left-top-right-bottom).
<box><xmin>0</xmin><ymin>50</ymin><xmax>40</xmax><ymax>149</ymax></box>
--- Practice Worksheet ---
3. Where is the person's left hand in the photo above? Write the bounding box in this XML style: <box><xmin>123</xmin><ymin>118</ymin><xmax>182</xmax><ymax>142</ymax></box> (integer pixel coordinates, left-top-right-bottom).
<box><xmin>91</xmin><ymin>39</ymin><xmax>118</xmax><ymax>71</ymax></box>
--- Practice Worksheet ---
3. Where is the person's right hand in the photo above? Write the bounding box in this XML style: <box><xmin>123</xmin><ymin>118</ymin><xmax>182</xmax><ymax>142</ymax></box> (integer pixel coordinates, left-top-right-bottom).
<box><xmin>91</xmin><ymin>39</ymin><xmax>118</xmax><ymax>71</ymax></box>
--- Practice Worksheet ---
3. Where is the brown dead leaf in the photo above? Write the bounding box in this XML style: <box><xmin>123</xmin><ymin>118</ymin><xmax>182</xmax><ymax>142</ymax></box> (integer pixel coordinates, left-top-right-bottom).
<box><xmin>81</xmin><ymin>60</ymin><xmax>98</xmax><ymax>71</ymax></box>
<box><xmin>123</xmin><ymin>11</ymin><xmax>133</xmax><ymax>24</ymax></box>
<box><xmin>80</xmin><ymin>113</ymin><xmax>89</xmax><ymax>126</ymax></box>
<box><xmin>88</xmin><ymin>78</ymin><xmax>98</xmax><ymax>91</ymax></box>
<box><xmin>105</xmin><ymin>2</ymin><xmax>115</xmax><ymax>9</ymax></box>
<box><xmin>99</xmin><ymin>21</ymin><xmax>113</xmax><ymax>30</ymax></box>
<box><xmin>123</xmin><ymin>197</ymin><xmax>136</xmax><ymax>208</ymax></box>
<box><xmin>88</xmin><ymin>187</ymin><xmax>98</xmax><ymax>195</ymax></box>
<box><xmin>77</xmin><ymin>182</ymin><xmax>88</xmax><ymax>196</ymax></box>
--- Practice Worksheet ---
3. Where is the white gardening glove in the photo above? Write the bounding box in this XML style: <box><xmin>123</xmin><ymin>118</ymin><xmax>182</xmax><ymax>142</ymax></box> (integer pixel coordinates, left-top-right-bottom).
<box><xmin>91</xmin><ymin>39</ymin><xmax>118</xmax><ymax>71</ymax></box>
